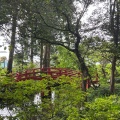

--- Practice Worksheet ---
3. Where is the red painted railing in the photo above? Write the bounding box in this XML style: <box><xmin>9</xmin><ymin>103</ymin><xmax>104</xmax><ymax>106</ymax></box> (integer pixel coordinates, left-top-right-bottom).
<box><xmin>15</xmin><ymin>68</ymin><xmax>99</xmax><ymax>89</ymax></box>
<box><xmin>15</xmin><ymin>68</ymin><xmax>81</xmax><ymax>81</ymax></box>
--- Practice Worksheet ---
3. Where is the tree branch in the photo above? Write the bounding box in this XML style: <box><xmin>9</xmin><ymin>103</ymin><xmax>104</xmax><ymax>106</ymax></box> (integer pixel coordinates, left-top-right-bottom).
<box><xmin>33</xmin><ymin>34</ymin><xmax>75</xmax><ymax>53</ymax></box>
<box><xmin>35</xmin><ymin>11</ymin><xmax>69</xmax><ymax>32</ymax></box>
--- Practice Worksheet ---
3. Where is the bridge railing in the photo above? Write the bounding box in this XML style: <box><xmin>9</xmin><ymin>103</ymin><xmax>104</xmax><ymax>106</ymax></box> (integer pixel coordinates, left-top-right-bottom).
<box><xmin>15</xmin><ymin>68</ymin><xmax>81</xmax><ymax>81</ymax></box>
<box><xmin>14</xmin><ymin>67</ymin><xmax>99</xmax><ymax>89</ymax></box>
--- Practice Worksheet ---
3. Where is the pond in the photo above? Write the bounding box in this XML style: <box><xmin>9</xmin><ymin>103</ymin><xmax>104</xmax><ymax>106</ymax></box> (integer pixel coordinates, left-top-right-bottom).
<box><xmin>0</xmin><ymin>91</ymin><xmax>55</xmax><ymax>119</ymax></box>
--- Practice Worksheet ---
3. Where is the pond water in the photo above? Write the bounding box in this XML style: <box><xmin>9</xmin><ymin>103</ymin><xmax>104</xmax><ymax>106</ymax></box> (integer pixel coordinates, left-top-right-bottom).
<box><xmin>0</xmin><ymin>91</ymin><xmax>55</xmax><ymax>118</ymax></box>
<box><xmin>0</xmin><ymin>107</ymin><xmax>14</xmax><ymax>116</ymax></box>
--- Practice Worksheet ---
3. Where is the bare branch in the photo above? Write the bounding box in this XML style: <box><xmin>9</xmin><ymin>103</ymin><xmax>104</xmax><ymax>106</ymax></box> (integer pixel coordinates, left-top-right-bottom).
<box><xmin>61</xmin><ymin>12</ymin><xmax>76</xmax><ymax>36</ymax></box>
<box><xmin>81</xmin><ymin>25</ymin><xmax>102</xmax><ymax>32</ymax></box>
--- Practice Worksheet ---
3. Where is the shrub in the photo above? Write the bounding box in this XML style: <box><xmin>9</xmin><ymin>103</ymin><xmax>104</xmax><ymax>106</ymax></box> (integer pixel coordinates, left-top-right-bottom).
<box><xmin>0</xmin><ymin>75</ymin><xmax>86</xmax><ymax>120</ymax></box>
<box><xmin>87</xmin><ymin>83</ymin><xmax>110</xmax><ymax>101</ymax></box>
<box><xmin>84</xmin><ymin>95</ymin><xmax>120</xmax><ymax>120</ymax></box>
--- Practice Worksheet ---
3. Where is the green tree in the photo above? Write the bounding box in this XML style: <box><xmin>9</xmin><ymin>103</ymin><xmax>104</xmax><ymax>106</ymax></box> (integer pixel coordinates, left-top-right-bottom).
<box><xmin>22</xmin><ymin>0</ymin><xmax>99</xmax><ymax>91</ymax></box>
<box><xmin>0</xmin><ymin>0</ymin><xmax>10</xmax><ymax>25</ymax></box>
<box><xmin>51</xmin><ymin>46</ymin><xmax>78</xmax><ymax>69</ymax></box>
<box><xmin>109</xmin><ymin>0</ymin><xmax>120</xmax><ymax>93</ymax></box>
<box><xmin>7</xmin><ymin>4</ymin><xmax>18</xmax><ymax>73</ymax></box>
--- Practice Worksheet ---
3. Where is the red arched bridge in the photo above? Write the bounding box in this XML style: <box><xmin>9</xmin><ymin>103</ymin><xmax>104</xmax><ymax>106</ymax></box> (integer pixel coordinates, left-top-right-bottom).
<box><xmin>15</xmin><ymin>68</ymin><xmax>99</xmax><ymax>89</ymax></box>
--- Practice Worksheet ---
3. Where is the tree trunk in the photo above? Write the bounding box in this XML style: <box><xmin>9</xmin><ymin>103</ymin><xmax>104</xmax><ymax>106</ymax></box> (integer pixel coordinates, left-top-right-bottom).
<box><xmin>43</xmin><ymin>43</ymin><xmax>50</xmax><ymax>68</ymax></box>
<box><xmin>101</xmin><ymin>67</ymin><xmax>106</xmax><ymax>78</ymax></box>
<box><xmin>110</xmin><ymin>56</ymin><xmax>116</xmax><ymax>94</ymax></box>
<box><xmin>40</xmin><ymin>42</ymin><xmax>43</xmax><ymax>68</ymax></box>
<box><xmin>21</xmin><ymin>45</ymin><xmax>24</xmax><ymax>69</ymax></box>
<box><xmin>7</xmin><ymin>9</ymin><xmax>17</xmax><ymax>74</ymax></box>
<box><xmin>109</xmin><ymin>0</ymin><xmax>119</xmax><ymax>94</ymax></box>
<box><xmin>75</xmin><ymin>52</ymin><xmax>90</xmax><ymax>91</ymax></box>
<box><xmin>30</xmin><ymin>38</ymin><xmax>34</xmax><ymax>63</ymax></box>
<box><xmin>73</xmin><ymin>31</ymin><xmax>92</xmax><ymax>91</ymax></box>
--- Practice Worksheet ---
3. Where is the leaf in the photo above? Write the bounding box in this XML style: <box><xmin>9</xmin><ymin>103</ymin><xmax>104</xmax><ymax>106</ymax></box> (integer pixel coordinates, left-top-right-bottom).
<box><xmin>4</xmin><ymin>46</ymin><xmax>7</xmax><ymax>50</ymax></box>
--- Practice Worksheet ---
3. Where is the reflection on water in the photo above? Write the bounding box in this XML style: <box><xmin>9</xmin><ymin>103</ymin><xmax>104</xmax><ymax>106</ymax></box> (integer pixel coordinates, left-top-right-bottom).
<box><xmin>51</xmin><ymin>91</ymin><xmax>55</xmax><ymax>103</ymax></box>
<box><xmin>34</xmin><ymin>93</ymin><xmax>42</xmax><ymax>104</ymax></box>
<box><xmin>0</xmin><ymin>107</ymin><xmax>14</xmax><ymax>117</ymax></box>
<box><xmin>0</xmin><ymin>91</ymin><xmax>55</xmax><ymax>118</ymax></box>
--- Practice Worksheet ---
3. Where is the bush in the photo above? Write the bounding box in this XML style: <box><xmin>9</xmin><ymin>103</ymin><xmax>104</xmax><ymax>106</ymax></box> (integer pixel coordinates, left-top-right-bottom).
<box><xmin>0</xmin><ymin>75</ymin><xmax>86</xmax><ymax>120</ymax></box>
<box><xmin>114</xmin><ymin>84</ymin><xmax>120</xmax><ymax>95</ymax></box>
<box><xmin>115</xmin><ymin>77</ymin><xmax>120</xmax><ymax>83</ymax></box>
<box><xmin>84</xmin><ymin>95</ymin><xmax>120</xmax><ymax>120</ymax></box>
<box><xmin>1</xmin><ymin>74</ymin><xmax>120</xmax><ymax>120</ymax></box>
<box><xmin>87</xmin><ymin>83</ymin><xmax>110</xmax><ymax>101</ymax></box>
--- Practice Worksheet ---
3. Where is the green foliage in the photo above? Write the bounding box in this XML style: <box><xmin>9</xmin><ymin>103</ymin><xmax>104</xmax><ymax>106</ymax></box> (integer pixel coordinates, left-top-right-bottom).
<box><xmin>0</xmin><ymin>73</ymin><xmax>86</xmax><ymax>119</ymax></box>
<box><xmin>23</xmin><ymin>62</ymin><xmax>36</xmax><ymax>70</ymax></box>
<box><xmin>51</xmin><ymin>76</ymin><xmax>85</xmax><ymax>120</ymax></box>
<box><xmin>96</xmin><ymin>63</ymin><xmax>111</xmax><ymax>83</ymax></box>
<box><xmin>13</xmin><ymin>62</ymin><xmax>37</xmax><ymax>73</ymax></box>
<box><xmin>0</xmin><ymin>68</ymin><xmax>7</xmax><ymax>76</ymax></box>
<box><xmin>84</xmin><ymin>95</ymin><xmax>120</xmax><ymax>120</ymax></box>
<box><xmin>114</xmin><ymin>77</ymin><xmax>120</xmax><ymax>83</ymax></box>
<box><xmin>87</xmin><ymin>83</ymin><xmax>110</xmax><ymax>101</ymax></box>
<box><xmin>51</xmin><ymin>46</ymin><xmax>79</xmax><ymax>69</ymax></box>
<box><xmin>0</xmin><ymin>79</ymin><xmax>44</xmax><ymax>108</ymax></box>
<box><xmin>1</xmin><ymin>70</ymin><xmax>120</xmax><ymax>119</ymax></box>
<box><xmin>87</xmin><ymin>83</ymin><xmax>120</xmax><ymax>102</ymax></box>
<box><xmin>116</xmin><ymin>65</ymin><xmax>120</xmax><ymax>77</ymax></box>
<box><xmin>114</xmin><ymin>84</ymin><xmax>120</xmax><ymax>95</ymax></box>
